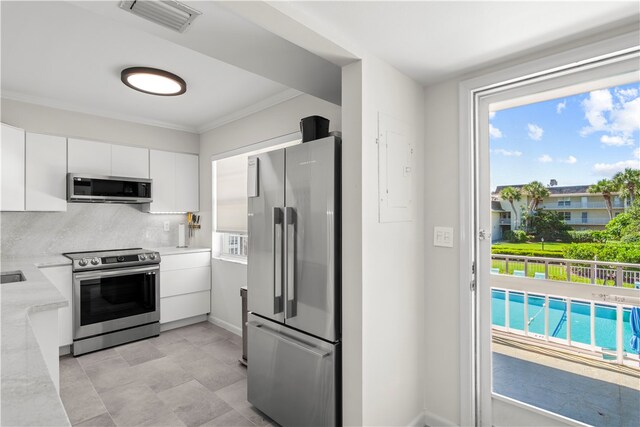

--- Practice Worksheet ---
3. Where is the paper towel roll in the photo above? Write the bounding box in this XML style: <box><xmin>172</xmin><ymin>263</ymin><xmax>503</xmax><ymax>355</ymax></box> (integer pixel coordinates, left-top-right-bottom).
<box><xmin>178</xmin><ymin>223</ymin><xmax>186</xmax><ymax>247</ymax></box>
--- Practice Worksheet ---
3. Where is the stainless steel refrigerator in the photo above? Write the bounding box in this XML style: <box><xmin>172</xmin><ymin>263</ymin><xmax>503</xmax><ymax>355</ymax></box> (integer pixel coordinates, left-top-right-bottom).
<box><xmin>247</xmin><ymin>136</ymin><xmax>341</xmax><ymax>427</ymax></box>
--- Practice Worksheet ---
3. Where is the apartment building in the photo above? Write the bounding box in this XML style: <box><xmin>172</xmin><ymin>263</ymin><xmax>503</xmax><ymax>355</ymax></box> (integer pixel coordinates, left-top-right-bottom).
<box><xmin>492</xmin><ymin>184</ymin><xmax>627</xmax><ymax>240</ymax></box>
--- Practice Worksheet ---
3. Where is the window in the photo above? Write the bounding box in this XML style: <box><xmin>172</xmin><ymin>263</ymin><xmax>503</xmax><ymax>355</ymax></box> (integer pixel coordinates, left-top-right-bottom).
<box><xmin>559</xmin><ymin>211</ymin><xmax>571</xmax><ymax>221</ymax></box>
<box><xmin>221</xmin><ymin>233</ymin><xmax>248</xmax><ymax>257</ymax></box>
<box><xmin>581</xmin><ymin>212</ymin><xmax>588</xmax><ymax>223</ymax></box>
<box><xmin>500</xmin><ymin>212</ymin><xmax>511</xmax><ymax>219</ymax></box>
<box><xmin>557</xmin><ymin>197</ymin><xmax>571</xmax><ymax>207</ymax></box>
<box><xmin>212</xmin><ymin>136</ymin><xmax>301</xmax><ymax>261</ymax></box>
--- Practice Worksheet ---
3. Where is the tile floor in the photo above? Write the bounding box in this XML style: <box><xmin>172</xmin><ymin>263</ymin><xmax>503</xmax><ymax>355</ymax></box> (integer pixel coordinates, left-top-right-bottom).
<box><xmin>59</xmin><ymin>322</ymin><xmax>277</xmax><ymax>427</ymax></box>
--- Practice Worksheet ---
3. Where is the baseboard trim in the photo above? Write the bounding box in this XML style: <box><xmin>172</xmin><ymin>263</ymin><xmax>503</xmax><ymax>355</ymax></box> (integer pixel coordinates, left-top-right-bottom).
<box><xmin>208</xmin><ymin>315</ymin><xmax>242</xmax><ymax>336</ymax></box>
<box><xmin>160</xmin><ymin>314</ymin><xmax>208</xmax><ymax>332</ymax></box>
<box><xmin>408</xmin><ymin>411</ymin><xmax>426</xmax><ymax>426</ymax></box>
<box><xmin>424</xmin><ymin>409</ymin><xmax>457</xmax><ymax>427</ymax></box>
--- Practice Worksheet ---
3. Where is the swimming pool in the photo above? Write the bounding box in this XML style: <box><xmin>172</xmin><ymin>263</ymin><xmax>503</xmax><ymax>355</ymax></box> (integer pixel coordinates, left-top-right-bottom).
<box><xmin>491</xmin><ymin>289</ymin><xmax>636</xmax><ymax>354</ymax></box>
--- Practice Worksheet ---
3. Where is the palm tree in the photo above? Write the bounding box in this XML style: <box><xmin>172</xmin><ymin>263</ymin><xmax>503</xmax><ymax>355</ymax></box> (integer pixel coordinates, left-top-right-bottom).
<box><xmin>613</xmin><ymin>168</ymin><xmax>640</xmax><ymax>205</ymax></box>
<box><xmin>588</xmin><ymin>178</ymin><xmax>617</xmax><ymax>219</ymax></box>
<box><xmin>499</xmin><ymin>186</ymin><xmax>522</xmax><ymax>228</ymax></box>
<box><xmin>522</xmin><ymin>181</ymin><xmax>550</xmax><ymax>215</ymax></box>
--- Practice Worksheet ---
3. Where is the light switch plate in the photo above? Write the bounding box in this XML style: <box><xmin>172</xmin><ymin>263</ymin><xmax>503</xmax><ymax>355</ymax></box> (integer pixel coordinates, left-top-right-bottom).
<box><xmin>434</xmin><ymin>226</ymin><xmax>454</xmax><ymax>248</ymax></box>
<box><xmin>163</xmin><ymin>221</ymin><xmax>170</xmax><ymax>232</ymax></box>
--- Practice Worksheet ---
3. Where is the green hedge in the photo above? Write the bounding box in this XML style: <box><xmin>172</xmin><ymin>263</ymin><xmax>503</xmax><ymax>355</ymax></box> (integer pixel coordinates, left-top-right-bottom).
<box><xmin>563</xmin><ymin>243</ymin><xmax>640</xmax><ymax>263</ymax></box>
<box><xmin>503</xmin><ymin>229</ymin><xmax>528</xmax><ymax>243</ymax></box>
<box><xmin>491</xmin><ymin>247</ymin><xmax>565</xmax><ymax>258</ymax></box>
<box><xmin>568</xmin><ymin>230</ymin><xmax>607</xmax><ymax>243</ymax></box>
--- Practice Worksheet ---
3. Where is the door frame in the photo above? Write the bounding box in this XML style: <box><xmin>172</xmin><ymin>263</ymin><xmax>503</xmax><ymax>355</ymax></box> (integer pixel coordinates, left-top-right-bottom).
<box><xmin>458</xmin><ymin>30</ymin><xmax>639</xmax><ymax>426</ymax></box>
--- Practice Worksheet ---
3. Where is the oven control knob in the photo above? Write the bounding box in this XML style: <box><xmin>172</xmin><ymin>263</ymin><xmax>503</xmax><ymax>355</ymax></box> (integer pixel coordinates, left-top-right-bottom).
<box><xmin>139</xmin><ymin>254</ymin><xmax>147</xmax><ymax>261</ymax></box>
<box><xmin>78</xmin><ymin>258</ymin><xmax>88</xmax><ymax>267</ymax></box>
<box><xmin>148</xmin><ymin>253</ymin><xmax>156</xmax><ymax>260</ymax></box>
<box><xmin>91</xmin><ymin>257</ymin><xmax>100</xmax><ymax>265</ymax></box>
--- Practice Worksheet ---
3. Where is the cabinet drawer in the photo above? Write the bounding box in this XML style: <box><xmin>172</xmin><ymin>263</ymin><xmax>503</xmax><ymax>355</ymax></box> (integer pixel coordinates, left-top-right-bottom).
<box><xmin>160</xmin><ymin>252</ymin><xmax>211</xmax><ymax>271</ymax></box>
<box><xmin>161</xmin><ymin>266</ymin><xmax>210</xmax><ymax>298</ymax></box>
<box><xmin>160</xmin><ymin>291</ymin><xmax>210</xmax><ymax>324</ymax></box>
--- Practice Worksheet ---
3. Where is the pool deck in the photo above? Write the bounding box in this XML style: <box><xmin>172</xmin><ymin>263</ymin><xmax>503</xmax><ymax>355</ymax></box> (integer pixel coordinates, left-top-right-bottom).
<box><xmin>493</xmin><ymin>339</ymin><xmax>640</xmax><ymax>427</ymax></box>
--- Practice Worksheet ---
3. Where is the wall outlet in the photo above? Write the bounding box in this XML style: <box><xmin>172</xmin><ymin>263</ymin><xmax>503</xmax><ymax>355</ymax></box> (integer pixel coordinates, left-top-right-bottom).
<box><xmin>434</xmin><ymin>226</ymin><xmax>454</xmax><ymax>248</ymax></box>
<box><xmin>163</xmin><ymin>221</ymin><xmax>170</xmax><ymax>232</ymax></box>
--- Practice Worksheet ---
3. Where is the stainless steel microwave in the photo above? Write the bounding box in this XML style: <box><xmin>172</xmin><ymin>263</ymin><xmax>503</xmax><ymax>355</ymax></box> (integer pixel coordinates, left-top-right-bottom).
<box><xmin>67</xmin><ymin>174</ymin><xmax>152</xmax><ymax>203</ymax></box>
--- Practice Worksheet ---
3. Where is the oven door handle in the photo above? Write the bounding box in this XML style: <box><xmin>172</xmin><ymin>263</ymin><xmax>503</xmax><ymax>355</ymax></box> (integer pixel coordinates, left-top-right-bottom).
<box><xmin>73</xmin><ymin>265</ymin><xmax>159</xmax><ymax>281</ymax></box>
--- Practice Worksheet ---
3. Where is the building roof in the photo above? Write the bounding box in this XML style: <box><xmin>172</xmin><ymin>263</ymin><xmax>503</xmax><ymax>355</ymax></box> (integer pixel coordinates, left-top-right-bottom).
<box><xmin>493</xmin><ymin>184</ymin><xmax>595</xmax><ymax>196</ymax></box>
<box><xmin>491</xmin><ymin>201</ymin><xmax>506</xmax><ymax>212</ymax></box>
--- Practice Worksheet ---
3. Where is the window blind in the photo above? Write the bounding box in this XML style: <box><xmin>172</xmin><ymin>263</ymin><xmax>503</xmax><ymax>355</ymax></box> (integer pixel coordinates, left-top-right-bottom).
<box><xmin>214</xmin><ymin>139</ymin><xmax>301</xmax><ymax>234</ymax></box>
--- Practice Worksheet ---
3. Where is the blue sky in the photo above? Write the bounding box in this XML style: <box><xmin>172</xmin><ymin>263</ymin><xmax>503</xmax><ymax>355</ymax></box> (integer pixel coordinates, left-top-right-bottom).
<box><xmin>490</xmin><ymin>81</ymin><xmax>640</xmax><ymax>190</ymax></box>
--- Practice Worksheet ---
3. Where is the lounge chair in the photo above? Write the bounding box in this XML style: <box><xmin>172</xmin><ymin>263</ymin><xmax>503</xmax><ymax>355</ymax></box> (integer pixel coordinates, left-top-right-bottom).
<box><xmin>534</xmin><ymin>272</ymin><xmax>546</xmax><ymax>280</ymax></box>
<box><xmin>513</xmin><ymin>270</ymin><xmax>525</xmax><ymax>277</ymax></box>
<box><xmin>490</xmin><ymin>267</ymin><xmax>500</xmax><ymax>275</ymax></box>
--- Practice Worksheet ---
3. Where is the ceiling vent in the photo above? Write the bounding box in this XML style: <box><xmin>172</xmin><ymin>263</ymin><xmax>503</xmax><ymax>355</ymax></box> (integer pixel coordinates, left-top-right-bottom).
<box><xmin>119</xmin><ymin>1</ymin><xmax>201</xmax><ymax>33</ymax></box>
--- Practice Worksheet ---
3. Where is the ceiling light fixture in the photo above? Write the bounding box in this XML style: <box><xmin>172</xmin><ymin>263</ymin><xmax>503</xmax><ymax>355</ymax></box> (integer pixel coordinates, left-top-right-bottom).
<box><xmin>121</xmin><ymin>67</ymin><xmax>186</xmax><ymax>96</ymax></box>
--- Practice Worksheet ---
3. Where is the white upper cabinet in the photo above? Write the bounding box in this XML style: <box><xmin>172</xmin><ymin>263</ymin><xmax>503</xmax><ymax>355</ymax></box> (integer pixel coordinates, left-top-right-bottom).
<box><xmin>149</xmin><ymin>150</ymin><xmax>199</xmax><ymax>213</ymax></box>
<box><xmin>26</xmin><ymin>132</ymin><xmax>67</xmax><ymax>211</ymax></box>
<box><xmin>149</xmin><ymin>149</ymin><xmax>175</xmax><ymax>212</ymax></box>
<box><xmin>112</xmin><ymin>145</ymin><xmax>149</xmax><ymax>178</ymax></box>
<box><xmin>175</xmin><ymin>153</ymin><xmax>199</xmax><ymax>212</ymax></box>
<box><xmin>68</xmin><ymin>138</ymin><xmax>111</xmax><ymax>175</ymax></box>
<box><xmin>1</xmin><ymin>123</ymin><xmax>25</xmax><ymax>211</ymax></box>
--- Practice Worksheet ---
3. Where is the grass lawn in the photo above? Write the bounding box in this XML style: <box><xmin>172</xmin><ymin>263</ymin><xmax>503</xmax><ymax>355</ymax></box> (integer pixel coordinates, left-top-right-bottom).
<box><xmin>491</xmin><ymin>242</ymin><xmax>569</xmax><ymax>253</ymax></box>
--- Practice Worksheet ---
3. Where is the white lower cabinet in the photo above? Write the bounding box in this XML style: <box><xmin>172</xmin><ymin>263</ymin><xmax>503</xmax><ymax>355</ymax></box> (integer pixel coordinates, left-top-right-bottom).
<box><xmin>39</xmin><ymin>265</ymin><xmax>73</xmax><ymax>347</ymax></box>
<box><xmin>160</xmin><ymin>251</ymin><xmax>211</xmax><ymax>324</ymax></box>
<box><xmin>161</xmin><ymin>291</ymin><xmax>211</xmax><ymax>324</ymax></box>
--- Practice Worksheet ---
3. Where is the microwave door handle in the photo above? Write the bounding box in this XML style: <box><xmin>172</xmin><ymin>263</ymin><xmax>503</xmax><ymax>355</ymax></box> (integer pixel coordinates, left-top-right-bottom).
<box><xmin>285</xmin><ymin>207</ymin><xmax>296</xmax><ymax>319</ymax></box>
<box><xmin>273</xmin><ymin>207</ymin><xmax>283</xmax><ymax>314</ymax></box>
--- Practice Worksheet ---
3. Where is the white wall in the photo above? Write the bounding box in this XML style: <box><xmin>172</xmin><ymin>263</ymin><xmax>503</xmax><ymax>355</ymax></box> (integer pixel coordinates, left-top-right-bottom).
<box><xmin>343</xmin><ymin>55</ymin><xmax>425</xmax><ymax>426</ymax></box>
<box><xmin>0</xmin><ymin>98</ymin><xmax>199</xmax><ymax>153</ymax></box>
<box><xmin>423</xmin><ymin>80</ymin><xmax>461</xmax><ymax>426</ymax></box>
<box><xmin>195</xmin><ymin>94</ymin><xmax>341</xmax><ymax>332</ymax></box>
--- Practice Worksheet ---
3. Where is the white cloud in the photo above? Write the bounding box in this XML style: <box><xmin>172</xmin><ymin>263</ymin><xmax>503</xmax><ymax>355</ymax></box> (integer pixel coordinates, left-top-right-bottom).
<box><xmin>581</xmin><ymin>88</ymin><xmax>638</xmax><ymax>145</ymax></box>
<box><xmin>494</xmin><ymin>149</ymin><xmax>522</xmax><ymax>157</ymax></box>
<box><xmin>593</xmin><ymin>159</ymin><xmax>640</xmax><ymax>176</ymax></box>
<box><xmin>581</xmin><ymin>89</ymin><xmax>613</xmax><ymax>134</ymax></box>
<box><xmin>634</xmin><ymin>147</ymin><xmax>640</xmax><ymax>159</ymax></box>
<box><xmin>610</xmin><ymin>97</ymin><xmax>640</xmax><ymax>134</ymax></box>
<box><xmin>489</xmin><ymin>111</ymin><xmax>496</xmax><ymax>119</ymax></box>
<box><xmin>527</xmin><ymin>123</ymin><xmax>544</xmax><ymax>140</ymax></box>
<box><xmin>600</xmin><ymin>135</ymin><xmax>633</xmax><ymax>146</ymax></box>
<box><xmin>538</xmin><ymin>154</ymin><xmax>553</xmax><ymax>163</ymax></box>
<box><xmin>561</xmin><ymin>156</ymin><xmax>577</xmax><ymax>164</ymax></box>
<box><xmin>489</xmin><ymin>123</ymin><xmax>503</xmax><ymax>138</ymax></box>
<box><xmin>556</xmin><ymin>100</ymin><xmax>566</xmax><ymax>114</ymax></box>
<box><xmin>615</xmin><ymin>87</ymin><xmax>638</xmax><ymax>102</ymax></box>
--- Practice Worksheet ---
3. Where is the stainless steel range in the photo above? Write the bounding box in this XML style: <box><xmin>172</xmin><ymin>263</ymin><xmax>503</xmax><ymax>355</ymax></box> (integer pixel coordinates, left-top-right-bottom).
<box><xmin>63</xmin><ymin>248</ymin><xmax>161</xmax><ymax>356</ymax></box>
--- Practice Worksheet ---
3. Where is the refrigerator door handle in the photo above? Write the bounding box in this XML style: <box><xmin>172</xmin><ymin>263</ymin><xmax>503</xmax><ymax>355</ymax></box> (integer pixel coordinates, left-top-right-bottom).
<box><xmin>273</xmin><ymin>207</ymin><xmax>284</xmax><ymax>314</ymax></box>
<box><xmin>248</xmin><ymin>321</ymin><xmax>330</xmax><ymax>358</ymax></box>
<box><xmin>284</xmin><ymin>206</ymin><xmax>296</xmax><ymax>319</ymax></box>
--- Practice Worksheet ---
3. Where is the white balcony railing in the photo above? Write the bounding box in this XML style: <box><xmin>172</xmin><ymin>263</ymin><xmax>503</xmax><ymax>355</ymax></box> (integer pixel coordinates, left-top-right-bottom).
<box><xmin>491</xmin><ymin>254</ymin><xmax>640</xmax><ymax>286</ymax></box>
<box><xmin>540</xmin><ymin>202</ymin><xmax>625</xmax><ymax>210</ymax></box>
<box><xmin>563</xmin><ymin>218</ymin><xmax>610</xmax><ymax>225</ymax></box>
<box><xmin>491</xmin><ymin>255</ymin><xmax>640</xmax><ymax>365</ymax></box>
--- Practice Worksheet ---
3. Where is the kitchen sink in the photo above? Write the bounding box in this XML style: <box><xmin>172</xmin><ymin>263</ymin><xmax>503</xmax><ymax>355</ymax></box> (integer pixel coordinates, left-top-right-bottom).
<box><xmin>1</xmin><ymin>271</ymin><xmax>26</xmax><ymax>284</ymax></box>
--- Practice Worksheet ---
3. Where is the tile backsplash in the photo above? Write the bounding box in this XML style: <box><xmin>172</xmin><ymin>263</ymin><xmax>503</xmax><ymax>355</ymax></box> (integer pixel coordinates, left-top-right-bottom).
<box><xmin>0</xmin><ymin>204</ymin><xmax>187</xmax><ymax>257</ymax></box>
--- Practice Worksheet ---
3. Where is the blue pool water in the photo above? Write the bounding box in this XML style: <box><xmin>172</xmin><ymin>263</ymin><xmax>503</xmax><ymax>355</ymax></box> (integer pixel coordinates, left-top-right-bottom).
<box><xmin>491</xmin><ymin>290</ymin><xmax>636</xmax><ymax>354</ymax></box>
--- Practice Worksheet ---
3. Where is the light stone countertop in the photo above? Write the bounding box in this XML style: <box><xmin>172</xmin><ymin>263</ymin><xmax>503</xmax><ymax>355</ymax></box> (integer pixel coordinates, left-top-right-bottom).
<box><xmin>1</xmin><ymin>258</ymin><xmax>71</xmax><ymax>427</ymax></box>
<box><xmin>151</xmin><ymin>246</ymin><xmax>212</xmax><ymax>256</ymax></box>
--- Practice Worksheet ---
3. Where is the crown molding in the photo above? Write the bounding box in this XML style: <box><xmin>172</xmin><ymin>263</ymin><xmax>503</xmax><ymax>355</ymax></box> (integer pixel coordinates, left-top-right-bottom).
<box><xmin>2</xmin><ymin>88</ymin><xmax>304</xmax><ymax>136</ymax></box>
<box><xmin>1</xmin><ymin>90</ymin><xmax>199</xmax><ymax>133</ymax></box>
<box><xmin>197</xmin><ymin>88</ymin><xmax>302</xmax><ymax>134</ymax></box>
